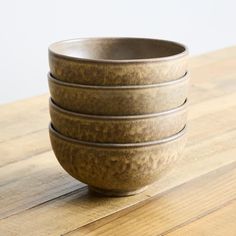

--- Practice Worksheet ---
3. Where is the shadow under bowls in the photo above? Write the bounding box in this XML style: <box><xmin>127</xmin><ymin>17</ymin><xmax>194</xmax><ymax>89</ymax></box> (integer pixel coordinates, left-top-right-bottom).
<box><xmin>49</xmin><ymin>124</ymin><xmax>186</xmax><ymax>196</ymax></box>
<box><xmin>49</xmin><ymin>37</ymin><xmax>188</xmax><ymax>85</ymax></box>
<box><xmin>48</xmin><ymin>72</ymin><xmax>188</xmax><ymax>116</ymax></box>
<box><xmin>50</xmin><ymin>98</ymin><xmax>187</xmax><ymax>143</ymax></box>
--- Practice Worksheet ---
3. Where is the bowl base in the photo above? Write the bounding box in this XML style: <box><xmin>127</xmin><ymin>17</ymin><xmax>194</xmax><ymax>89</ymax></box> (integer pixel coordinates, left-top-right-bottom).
<box><xmin>88</xmin><ymin>185</ymin><xmax>148</xmax><ymax>197</ymax></box>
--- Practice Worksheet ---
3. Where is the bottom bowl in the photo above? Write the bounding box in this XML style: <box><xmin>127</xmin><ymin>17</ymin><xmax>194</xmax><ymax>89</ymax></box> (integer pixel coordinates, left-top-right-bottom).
<box><xmin>49</xmin><ymin>124</ymin><xmax>186</xmax><ymax>196</ymax></box>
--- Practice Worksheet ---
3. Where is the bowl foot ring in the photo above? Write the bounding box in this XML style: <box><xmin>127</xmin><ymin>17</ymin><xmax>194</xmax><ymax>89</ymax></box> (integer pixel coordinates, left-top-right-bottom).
<box><xmin>88</xmin><ymin>185</ymin><xmax>148</xmax><ymax>197</ymax></box>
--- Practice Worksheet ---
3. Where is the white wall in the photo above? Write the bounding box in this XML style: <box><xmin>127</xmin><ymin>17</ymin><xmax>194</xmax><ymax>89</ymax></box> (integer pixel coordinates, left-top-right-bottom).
<box><xmin>0</xmin><ymin>0</ymin><xmax>235</xmax><ymax>104</ymax></box>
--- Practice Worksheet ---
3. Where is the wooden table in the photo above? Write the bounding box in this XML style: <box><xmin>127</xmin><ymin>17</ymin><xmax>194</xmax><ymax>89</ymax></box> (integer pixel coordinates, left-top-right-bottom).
<box><xmin>1</xmin><ymin>47</ymin><xmax>236</xmax><ymax>236</ymax></box>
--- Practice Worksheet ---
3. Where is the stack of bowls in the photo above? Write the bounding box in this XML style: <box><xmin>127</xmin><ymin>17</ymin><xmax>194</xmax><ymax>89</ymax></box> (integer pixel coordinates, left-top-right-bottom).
<box><xmin>48</xmin><ymin>38</ymin><xmax>188</xmax><ymax>196</ymax></box>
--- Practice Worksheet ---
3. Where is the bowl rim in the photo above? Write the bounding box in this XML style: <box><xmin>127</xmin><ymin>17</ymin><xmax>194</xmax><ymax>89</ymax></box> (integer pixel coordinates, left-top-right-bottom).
<box><xmin>48</xmin><ymin>71</ymin><xmax>188</xmax><ymax>89</ymax></box>
<box><xmin>49</xmin><ymin>97</ymin><xmax>187</xmax><ymax>120</ymax></box>
<box><xmin>49</xmin><ymin>123</ymin><xmax>186</xmax><ymax>147</ymax></box>
<box><xmin>48</xmin><ymin>37</ymin><xmax>188</xmax><ymax>64</ymax></box>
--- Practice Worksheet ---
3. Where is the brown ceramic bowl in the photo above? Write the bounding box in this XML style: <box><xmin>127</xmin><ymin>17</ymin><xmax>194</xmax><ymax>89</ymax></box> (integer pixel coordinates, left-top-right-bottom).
<box><xmin>48</xmin><ymin>72</ymin><xmax>188</xmax><ymax>116</ymax></box>
<box><xmin>49</xmin><ymin>38</ymin><xmax>188</xmax><ymax>86</ymax></box>
<box><xmin>50</xmin><ymin>98</ymin><xmax>187</xmax><ymax>143</ymax></box>
<box><xmin>49</xmin><ymin>123</ymin><xmax>186</xmax><ymax>196</ymax></box>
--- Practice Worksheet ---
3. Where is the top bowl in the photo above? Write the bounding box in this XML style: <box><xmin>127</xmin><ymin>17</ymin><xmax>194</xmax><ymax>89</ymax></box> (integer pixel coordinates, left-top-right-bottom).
<box><xmin>49</xmin><ymin>37</ymin><xmax>188</xmax><ymax>86</ymax></box>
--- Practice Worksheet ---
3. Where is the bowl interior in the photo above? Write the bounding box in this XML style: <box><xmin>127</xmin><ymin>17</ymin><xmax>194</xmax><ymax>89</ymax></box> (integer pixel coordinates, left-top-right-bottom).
<box><xmin>49</xmin><ymin>38</ymin><xmax>186</xmax><ymax>61</ymax></box>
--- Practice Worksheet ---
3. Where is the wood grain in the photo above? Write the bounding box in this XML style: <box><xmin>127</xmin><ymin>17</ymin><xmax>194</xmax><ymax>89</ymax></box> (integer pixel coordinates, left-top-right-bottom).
<box><xmin>0</xmin><ymin>130</ymin><xmax>50</xmax><ymax>167</ymax></box>
<box><xmin>0</xmin><ymin>94</ymin><xmax>48</xmax><ymax>142</ymax></box>
<box><xmin>0</xmin><ymin>46</ymin><xmax>236</xmax><ymax>236</ymax></box>
<box><xmin>167</xmin><ymin>200</ymin><xmax>236</xmax><ymax>236</ymax></box>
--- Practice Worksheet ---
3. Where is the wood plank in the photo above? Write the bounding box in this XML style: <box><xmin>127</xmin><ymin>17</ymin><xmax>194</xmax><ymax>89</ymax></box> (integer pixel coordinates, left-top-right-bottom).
<box><xmin>188</xmin><ymin>105</ymin><xmax>236</xmax><ymax>146</ymax></box>
<box><xmin>190</xmin><ymin>61</ymin><xmax>236</xmax><ymax>104</ymax></box>
<box><xmin>167</xmin><ymin>200</ymin><xmax>236</xmax><ymax>236</ymax></box>
<box><xmin>0</xmin><ymin>151</ymin><xmax>83</xmax><ymax>219</ymax></box>
<box><xmin>191</xmin><ymin>57</ymin><xmax>236</xmax><ymax>84</ymax></box>
<box><xmin>0</xmin><ymin>94</ymin><xmax>49</xmax><ymax>142</ymax></box>
<box><xmin>189</xmin><ymin>92</ymin><xmax>236</xmax><ymax>120</ymax></box>
<box><xmin>0</xmin><ymin>129</ymin><xmax>50</xmax><ymax>167</ymax></box>
<box><xmin>52</xmin><ymin>162</ymin><xmax>236</xmax><ymax>236</ymax></box>
<box><xmin>189</xmin><ymin>46</ymin><xmax>236</xmax><ymax>69</ymax></box>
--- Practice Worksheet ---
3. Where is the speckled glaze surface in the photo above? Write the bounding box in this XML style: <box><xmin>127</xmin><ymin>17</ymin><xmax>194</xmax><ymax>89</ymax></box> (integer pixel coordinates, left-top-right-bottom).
<box><xmin>49</xmin><ymin>38</ymin><xmax>188</xmax><ymax>86</ymax></box>
<box><xmin>49</xmin><ymin>124</ymin><xmax>186</xmax><ymax>196</ymax></box>
<box><xmin>49</xmin><ymin>98</ymin><xmax>187</xmax><ymax>143</ymax></box>
<box><xmin>48</xmin><ymin>72</ymin><xmax>188</xmax><ymax>116</ymax></box>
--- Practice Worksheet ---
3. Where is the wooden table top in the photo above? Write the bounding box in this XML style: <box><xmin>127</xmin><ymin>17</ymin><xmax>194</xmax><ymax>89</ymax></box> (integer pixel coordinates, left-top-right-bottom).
<box><xmin>1</xmin><ymin>47</ymin><xmax>236</xmax><ymax>236</ymax></box>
